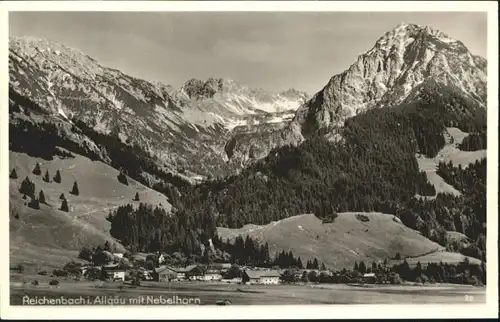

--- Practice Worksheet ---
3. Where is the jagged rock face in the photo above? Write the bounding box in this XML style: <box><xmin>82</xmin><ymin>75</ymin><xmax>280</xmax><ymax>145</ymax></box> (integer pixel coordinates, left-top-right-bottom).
<box><xmin>8</xmin><ymin>36</ymin><xmax>307</xmax><ymax>179</ymax></box>
<box><xmin>292</xmin><ymin>23</ymin><xmax>487</xmax><ymax>137</ymax></box>
<box><xmin>227</xmin><ymin>23</ymin><xmax>487</xmax><ymax>163</ymax></box>
<box><xmin>182</xmin><ymin>78</ymin><xmax>223</xmax><ymax>100</ymax></box>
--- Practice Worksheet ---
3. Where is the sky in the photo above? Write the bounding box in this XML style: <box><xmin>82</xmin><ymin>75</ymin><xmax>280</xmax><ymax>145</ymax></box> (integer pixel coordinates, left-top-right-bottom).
<box><xmin>9</xmin><ymin>11</ymin><xmax>487</xmax><ymax>94</ymax></box>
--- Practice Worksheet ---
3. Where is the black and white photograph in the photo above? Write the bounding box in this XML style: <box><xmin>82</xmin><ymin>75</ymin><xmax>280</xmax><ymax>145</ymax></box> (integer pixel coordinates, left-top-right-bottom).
<box><xmin>1</xmin><ymin>1</ymin><xmax>498</xmax><ymax>319</ymax></box>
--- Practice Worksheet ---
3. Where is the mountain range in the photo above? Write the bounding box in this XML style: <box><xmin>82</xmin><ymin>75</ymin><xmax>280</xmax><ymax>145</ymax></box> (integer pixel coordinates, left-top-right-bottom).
<box><xmin>9</xmin><ymin>36</ymin><xmax>309</xmax><ymax>184</ymax></box>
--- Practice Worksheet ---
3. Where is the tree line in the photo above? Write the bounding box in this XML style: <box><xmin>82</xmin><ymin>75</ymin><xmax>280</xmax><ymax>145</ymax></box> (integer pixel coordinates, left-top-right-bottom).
<box><xmin>458</xmin><ymin>132</ymin><xmax>487</xmax><ymax>151</ymax></box>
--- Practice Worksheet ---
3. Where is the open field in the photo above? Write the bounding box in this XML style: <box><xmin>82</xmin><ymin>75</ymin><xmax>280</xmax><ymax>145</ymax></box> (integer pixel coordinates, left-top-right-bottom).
<box><xmin>10</xmin><ymin>275</ymin><xmax>485</xmax><ymax>305</ymax></box>
<box><xmin>416</xmin><ymin>127</ymin><xmax>486</xmax><ymax>199</ymax></box>
<box><xmin>218</xmin><ymin>212</ymin><xmax>445</xmax><ymax>270</ymax></box>
<box><xmin>9</xmin><ymin>151</ymin><xmax>171</xmax><ymax>270</ymax></box>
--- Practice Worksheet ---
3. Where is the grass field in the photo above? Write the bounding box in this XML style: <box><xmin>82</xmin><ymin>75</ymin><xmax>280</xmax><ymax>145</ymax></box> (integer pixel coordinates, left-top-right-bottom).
<box><xmin>10</xmin><ymin>274</ymin><xmax>485</xmax><ymax>305</ymax></box>
<box><xmin>9</xmin><ymin>151</ymin><xmax>171</xmax><ymax>271</ymax></box>
<box><xmin>218</xmin><ymin>212</ymin><xmax>445</xmax><ymax>270</ymax></box>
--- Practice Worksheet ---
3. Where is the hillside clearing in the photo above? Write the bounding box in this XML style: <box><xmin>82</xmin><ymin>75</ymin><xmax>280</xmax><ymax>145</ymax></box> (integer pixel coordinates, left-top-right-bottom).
<box><xmin>217</xmin><ymin>213</ymin><xmax>444</xmax><ymax>270</ymax></box>
<box><xmin>416</xmin><ymin>127</ymin><xmax>486</xmax><ymax>199</ymax></box>
<box><xmin>9</xmin><ymin>151</ymin><xmax>171</xmax><ymax>270</ymax></box>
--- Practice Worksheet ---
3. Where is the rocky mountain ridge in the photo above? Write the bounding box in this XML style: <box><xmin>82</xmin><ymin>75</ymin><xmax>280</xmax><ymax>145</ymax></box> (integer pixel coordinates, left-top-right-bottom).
<box><xmin>8</xmin><ymin>36</ymin><xmax>308</xmax><ymax>181</ymax></box>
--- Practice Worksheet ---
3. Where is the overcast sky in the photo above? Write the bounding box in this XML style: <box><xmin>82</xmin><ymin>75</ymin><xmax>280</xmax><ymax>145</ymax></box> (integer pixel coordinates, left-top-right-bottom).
<box><xmin>9</xmin><ymin>11</ymin><xmax>487</xmax><ymax>94</ymax></box>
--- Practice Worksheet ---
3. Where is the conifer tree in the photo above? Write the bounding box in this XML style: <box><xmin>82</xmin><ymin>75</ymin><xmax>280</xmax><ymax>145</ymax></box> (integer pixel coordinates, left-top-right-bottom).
<box><xmin>60</xmin><ymin>199</ymin><xmax>69</xmax><ymax>212</ymax></box>
<box><xmin>354</xmin><ymin>261</ymin><xmax>359</xmax><ymax>272</ymax></box>
<box><xmin>43</xmin><ymin>170</ymin><xmax>50</xmax><ymax>183</ymax></box>
<box><xmin>19</xmin><ymin>176</ymin><xmax>35</xmax><ymax>198</ymax></box>
<box><xmin>53</xmin><ymin>170</ymin><xmax>62</xmax><ymax>183</ymax></box>
<box><xmin>32</xmin><ymin>163</ymin><xmax>41</xmax><ymax>175</ymax></box>
<box><xmin>28</xmin><ymin>197</ymin><xmax>40</xmax><ymax>210</ymax></box>
<box><xmin>134</xmin><ymin>192</ymin><xmax>140</xmax><ymax>201</ymax></box>
<box><xmin>359</xmin><ymin>261</ymin><xmax>367</xmax><ymax>274</ymax></box>
<box><xmin>312</xmin><ymin>258</ymin><xmax>319</xmax><ymax>270</ymax></box>
<box><xmin>70</xmin><ymin>181</ymin><xmax>79</xmax><ymax>196</ymax></box>
<box><xmin>39</xmin><ymin>190</ymin><xmax>46</xmax><ymax>204</ymax></box>
<box><xmin>60</xmin><ymin>193</ymin><xmax>66</xmax><ymax>200</ymax></box>
<box><xmin>10</xmin><ymin>168</ymin><xmax>18</xmax><ymax>179</ymax></box>
<box><xmin>320</xmin><ymin>263</ymin><xmax>326</xmax><ymax>270</ymax></box>
<box><xmin>297</xmin><ymin>257</ymin><xmax>303</xmax><ymax>269</ymax></box>
<box><xmin>117</xmin><ymin>171</ymin><xmax>128</xmax><ymax>186</ymax></box>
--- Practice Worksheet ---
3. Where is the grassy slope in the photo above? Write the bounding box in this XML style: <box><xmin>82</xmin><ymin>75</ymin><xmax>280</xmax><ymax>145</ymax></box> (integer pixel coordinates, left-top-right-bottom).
<box><xmin>217</xmin><ymin>213</ymin><xmax>445</xmax><ymax>270</ymax></box>
<box><xmin>9</xmin><ymin>151</ymin><xmax>171</xmax><ymax>270</ymax></box>
<box><xmin>416</xmin><ymin>127</ymin><xmax>486</xmax><ymax>199</ymax></box>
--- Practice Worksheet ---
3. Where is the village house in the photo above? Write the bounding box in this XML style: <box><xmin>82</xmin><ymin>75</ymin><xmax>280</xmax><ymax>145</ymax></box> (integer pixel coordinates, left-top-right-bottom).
<box><xmin>242</xmin><ymin>270</ymin><xmax>281</xmax><ymax>285</ymax></box>
<box><xmin>170</xmin><ymin>267</ymin><xmax>186</xmax><ymax>280</ymax></box>
<box><xmin>153</xmin><ymin>266</ymin><xmax>178</xmax><ymax>282</ymax></box>
<box><xmin>208</xmin><ymin>263</ymin><xmax>232</xmax><ymax>274</ymax></box>
<box><xmin>136</xmin><ymin>267</ymin><xmax>153</xmax><ymax>281</ymax></box>
<box><xmin>185</xmin><ymin>265</ymin><xmax>205</xmax><ymax>281</ymax></box>
<box><xmin>102</xmin><ymin>264</ymin><xmax>126</xmax><ymax>281</ymax></box>
<box><xmin>362</xmin><ymin>272</ymin><xmax>377</xmax><ymax>284</ymax></box>
<box><xmin>79</xmin><ymin>265</ymin><xmax>92</xmax><ymax>277</ymax></box>
<box><xmin>203</xmin><ymin>269</ymin><xmax>223</xmax><ymax>282</ymax></box>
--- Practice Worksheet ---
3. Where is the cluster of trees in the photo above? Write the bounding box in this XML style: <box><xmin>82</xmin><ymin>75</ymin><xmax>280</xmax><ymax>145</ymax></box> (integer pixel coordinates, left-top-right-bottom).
<box><xmin>273</xmin><ymin>250</ymin><xmax>309</xmax><ymax>269</ymax></box>
<box><xmin>281</xmin><ymin>258</ymin><xmax>485</xmax><ymax>286</ymax></box>
<box><xmin>107</xmin><ymin>203</ymin><xmax>216</xmax><ymax>257</ymax></box>
<box><xmin>212</xmin><ymin>235</ymin><xmax>270</xmax><ymax>266</ymax></box>
<box><xmin>458</xmin><ymin>132</ymin><xmax>487</xmax><ymax>151</ymax></box>
<box><xmin>18</xmin><ymin>176</ymin><xmax>45</xmax><ymax>210</ymax></box>
<box><xmin>78</xmin><ymin>241</ymin><xmax>126</xmax><ymax>266</ymax></box>
<box><xmin>392</xmin><ymin>258</ymin><xmax>486</xmax><ymax>285</ymax></box>
<box><xmin>14</xmin><ymin>163</ymin><xmax>76</xmax><ymax>212</ymax></box>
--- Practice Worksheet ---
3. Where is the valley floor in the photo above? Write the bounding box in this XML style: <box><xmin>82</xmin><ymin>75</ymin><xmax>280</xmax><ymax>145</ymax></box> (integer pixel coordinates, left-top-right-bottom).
<box><xmin>10</xmin><ymin>274</ymin><xmax>485</xmax><ymax>305</ymax></box>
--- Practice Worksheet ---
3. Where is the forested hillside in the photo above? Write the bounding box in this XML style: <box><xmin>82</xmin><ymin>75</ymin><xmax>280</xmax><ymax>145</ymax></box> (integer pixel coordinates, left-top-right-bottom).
<box><xmin>107</xmin><ymin>92</ymin><xmax>487</xmax><ymax>262</ymax></box>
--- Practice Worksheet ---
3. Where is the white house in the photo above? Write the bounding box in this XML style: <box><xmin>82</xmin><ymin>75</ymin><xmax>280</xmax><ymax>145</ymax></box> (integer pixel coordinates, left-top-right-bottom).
<box><xmin>243</xmin><ymin>270</ymin><xmax>281</xmax><ymax>285</ymax></box>
<box><xmin>203</xmin><ymin>270</ymin><xmax>223</xmax><ymax>282</ymax></box>
<box><xmin>102</xmin><ymin>265</ymin><xmax>126</xmax><ymax>281</ymax></box>
<box><xmin>362</xmin><ymin>272</ymin><xmax>377</xmax><ymax>283</ymax></box>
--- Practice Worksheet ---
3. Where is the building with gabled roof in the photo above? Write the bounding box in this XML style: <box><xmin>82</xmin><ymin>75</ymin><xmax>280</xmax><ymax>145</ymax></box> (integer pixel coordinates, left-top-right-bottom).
<box><xmin>242</xmin><ymin>269</ymin><xmax>281</xmax><ymax>285</ymax></box>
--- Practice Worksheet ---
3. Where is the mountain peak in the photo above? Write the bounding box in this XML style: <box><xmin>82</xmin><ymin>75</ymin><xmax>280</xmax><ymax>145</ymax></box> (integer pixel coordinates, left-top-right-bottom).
<box><xmin>290</xmin><ymin>23</ymin><xmax>486</xmax><ymax>137</ymax></box>
<box><xmin>373</xmin><ymin>23</ymin><xmax>459</xmax><ymax>52</ymax></box>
